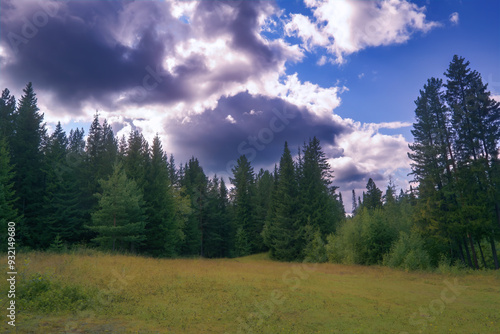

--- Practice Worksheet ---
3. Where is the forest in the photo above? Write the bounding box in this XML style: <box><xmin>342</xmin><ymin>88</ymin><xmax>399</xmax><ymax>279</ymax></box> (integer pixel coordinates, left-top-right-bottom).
<box><xmin>0</xmin><ymin>55</ymin><xmax>499</xmax><ymax>271</ymax></box>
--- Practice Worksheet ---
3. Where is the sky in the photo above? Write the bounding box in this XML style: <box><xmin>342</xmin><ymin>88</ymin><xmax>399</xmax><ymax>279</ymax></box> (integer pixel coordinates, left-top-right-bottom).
<box><xmin>1</xmin><ymin>0</ymin><xmax>499</xmax><ymax>212</ymax></box>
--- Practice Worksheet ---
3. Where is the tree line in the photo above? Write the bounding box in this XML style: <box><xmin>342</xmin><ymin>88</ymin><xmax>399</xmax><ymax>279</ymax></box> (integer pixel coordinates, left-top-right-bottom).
<box><xmin>0</xmin><ymin>55</ymin><xmax>498</xmax><ymax>270</ymax></box>
<box><xmin>0</xmin><ymin>84</ymin><xmax>345</xmax><ymax>259</ymax></box>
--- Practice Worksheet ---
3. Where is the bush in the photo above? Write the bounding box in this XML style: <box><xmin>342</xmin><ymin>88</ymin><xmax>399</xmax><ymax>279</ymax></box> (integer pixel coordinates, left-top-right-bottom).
<box><xmin>383</xmin><ymin>231</ymin><xmax>431</xmax><ymax>271</ymax></box>
<box><xmin>303</xmin><ymin>226</ymin><xmax>327</xmax><ymax>263</ymax></box>
<box><xmin>18</xmin><ymin>273</ymin><xmax>95</xmax><ymax>313</ymax></box>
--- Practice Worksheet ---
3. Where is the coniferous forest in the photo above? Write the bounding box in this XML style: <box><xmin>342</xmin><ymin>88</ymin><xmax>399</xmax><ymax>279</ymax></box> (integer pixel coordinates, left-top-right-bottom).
<box><xmin>0</xmin><ymin>55</ymin><xmax>499</xmax><ymax>270</ymax></box>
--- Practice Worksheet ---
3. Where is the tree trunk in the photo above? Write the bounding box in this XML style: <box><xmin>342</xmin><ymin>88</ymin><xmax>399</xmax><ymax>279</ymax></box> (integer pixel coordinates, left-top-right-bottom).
<box><xmin>490</xmin><ymin>235</ymin><xmax>499</xmax><ymax>270</ymax></box>
<box><xmin>463</xmin><ymin>236</ymin><xmax>473</xmax><ymax>268</ymax></box>
<box><xmin>477</xmin><ymin>240</ymin><xmax>487</xmax><ymax>269</ymax></box>
<box><xmin>495</xmin><ymin>203</ymin><xmax>500</xmax><ymax>231</ymax></box>
<box><xmin>468</xmin><ymin>233</ymin><xmax>479</xmax><ymax>269</ymax></box>
<box><xmin>113</xmin><ymin>213</ymin><xmax>116</xmax><ymax>252</ymax></box>
<box><xmin>456</xmin><ymin>238</ymin><xmax>466</xmax><ymax>265</ymax></box>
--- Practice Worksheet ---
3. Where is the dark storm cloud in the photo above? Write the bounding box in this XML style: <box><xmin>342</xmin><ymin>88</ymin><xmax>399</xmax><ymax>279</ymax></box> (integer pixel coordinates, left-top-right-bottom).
<box><xmin>0</xmin><ymin>0</ymin><xmax>290</xmax><ymax>114</ymax></box>
<box><xmin>166</xmin><ymin>91</ymin><xmax>349</xmax><ymax>174</ymax></box>
<box><xmin>0</xmin><ymin>0</ymin><xmax>177</xmax><ymax>111</ymax></box>
<box><xmin>333</xmin><ymin>159</ymin><xmax>384</xmax><ymax>191</ymax></box>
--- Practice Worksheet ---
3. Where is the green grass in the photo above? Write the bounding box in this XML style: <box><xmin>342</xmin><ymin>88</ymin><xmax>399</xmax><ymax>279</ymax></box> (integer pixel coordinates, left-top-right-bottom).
<box><xmin>1</xmin><ymin>251</ymin><xmax>499</xmax><ymax>333</ymax></box>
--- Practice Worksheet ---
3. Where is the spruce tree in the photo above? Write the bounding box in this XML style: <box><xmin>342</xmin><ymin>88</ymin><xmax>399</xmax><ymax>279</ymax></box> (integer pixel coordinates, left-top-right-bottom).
<box><xmin>0</xmin><ymin>137</ymin><xmax>20</xmax><ymax>251</ymax></box>
<box><xmin>10</xmin><ymin>82</ymin><xmax>46</xmax><ymax>248</ymax></box>
<box><xmin>88</xmin><ymin>163</ymin><xmax>146</xmax><ymax>252</ymax></box>
<box><xmin>262</xmin><ymin>142</ymin><xmax>300</xmax><ymax>261</ymax></box>
<box><xmin>0</xmin><ymin>88</ymin><xmax>16</xmax><ymax>143</ymax></box>
<box><xmin>363</xmin><ymin>178</ymin><xmax>382</xmax><ymax>211</ymax></box>
<box><xmin>143</xmin><ymin>135</ymin><xmax>178</xmax><ymax>257</ymax></box>
<box><xmin>299</xmin><ymin>137</ymin><xmax>340</xmax><ymax>235</ymax></box>
<box><xmin>230</xmin><ymin>155</ymin><xmax>259</xmax><ymax>252</ymax></box>
<box><xmin>179</xmin><ymin>158</ymin><xmax>206</xmax><ymax>255</ymax></box>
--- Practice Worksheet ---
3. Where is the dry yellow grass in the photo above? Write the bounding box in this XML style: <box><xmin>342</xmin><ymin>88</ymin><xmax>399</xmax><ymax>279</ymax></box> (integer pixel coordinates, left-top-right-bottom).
<box><xmin>1</xmin><ymin>251</ymin><xmax>499</xmax><ymax>333</ymax></box>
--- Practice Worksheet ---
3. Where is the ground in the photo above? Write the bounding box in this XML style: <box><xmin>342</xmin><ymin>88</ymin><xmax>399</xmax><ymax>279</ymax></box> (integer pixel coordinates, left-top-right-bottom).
<box><xmin>1</xmin><ymin>251</ymin><xmax>499</xmax><ymax>333</ymax></box>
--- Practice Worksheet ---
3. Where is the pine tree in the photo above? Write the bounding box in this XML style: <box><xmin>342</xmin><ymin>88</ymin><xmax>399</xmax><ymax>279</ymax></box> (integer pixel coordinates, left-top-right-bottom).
<box><xmin>254</xmin><ymin>169</ymin><xmax>274</xmax><ymax>252</ymax></box>
<box><xmin>0</xmin><ymin>137</ymin><xmax>20</xmax><ymax>251</ymax></box>
<box><xmin>83</xmin><ymin>114</ymin><xmax>118</xmax><ymax>222</ymax></box>
<box><xmin>204</xmin><ymin>176</ymin><xmax>231</xmax><ymax>258</ymax></box>
<box><xmin>384</xmin><ymin>179</ymin><xmax>396</xmax><ymax>206</ymax></box>
<box><xmin>363</xmin><ymin>178</ymin><xmax>382</xmax><ymax>211</ymax></box>
<box><xmin>352</xmin><ymin>189</ymin><xmax>358</xmax><ymax>215</ymax></box>
<box><xmin>0</xmin><ymin>88</ymin><xmax>16</xmax><ymax>143</ymax></box>
<box><xmin>262</xmin><ymin>142</ymin><xmax>300</xmax><ymax>261</ymax></box>
<box><xmin>444</xmin><ymin>55</ymin><xmax>500</xmax><ymax>269</ymax></box>
<box><xmin>10</xmin><ymin>82</ymin><xmax>46</xmax><ymax>248</ymax></box>
<box><xmin>230</xmin><ymin>155</ymin><xmax>259</xmax><ymax>252</ymax></box>
<box><xmin>143</xmin><ymin>135</ymin><xmax>178</xmax><ymax>257</ymax></box>
<box><xmin>179</xmin><ymin>158</ymin><xmax>206</xmax><ymax>255</ymax></box>
<box><xmin>299</xmin><ymin>137</ymin><xmax>340</xmax><ymax>236</ymax></box>
<box><xmin>125</xmin><ymin>130</ymin><xmax>149</xmax><ymax>190</ymax></box>
<box><xmin>42</xmin><ymin>123</ymin><xmax>84</xmax><ymax>246</ymax></box>
<box><xmin>88</xmin><ymin>163</ymin><xmax>146</xmax><ymax>252</ymax></box>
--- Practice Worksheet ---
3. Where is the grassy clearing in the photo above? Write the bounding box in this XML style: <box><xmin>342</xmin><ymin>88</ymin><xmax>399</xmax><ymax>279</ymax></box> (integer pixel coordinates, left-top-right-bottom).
<box><xmin>1</xmin><ymin>251</ymin><xmax>499</xmax><ymax>333</ymax></box>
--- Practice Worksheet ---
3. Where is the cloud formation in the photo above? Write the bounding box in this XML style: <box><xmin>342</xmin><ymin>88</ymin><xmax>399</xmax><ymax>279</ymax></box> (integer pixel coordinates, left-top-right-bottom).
<box><xmin>449</xmin><ymin>12</ymin><xmax>459</xmax><ymax>25</ymax></box>
<box><xmin>285</xmin><ymin>0</ymin><xmax>440</xmax><ymax>63</ymax></box>
<box><xmin>0</xmin><ymin>0</ymin><xmax>420</xmax><ymax>211</ymax></box>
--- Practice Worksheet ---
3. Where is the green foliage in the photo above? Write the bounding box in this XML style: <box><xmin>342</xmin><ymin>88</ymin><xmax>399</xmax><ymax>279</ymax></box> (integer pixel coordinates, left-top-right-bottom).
<box><xmin>231</xmin><ymin>155</ymin><xmax>260</xmax><ymax>252</ymax></box>
<box><xmin>0</xmin><ymin>137</ymin><xmax>19</xmax><ymax>251</ymax></box>
<box><xmin>143</xmin><ymin>135</ymin><xmax>179</xmax><ymax>257</ymax></box>
<box><xmin>383</xmin><ymin>231</ymin><xmax>431</xmax><ymax>271</ymax></box>
<box><xmin>408</xmin><ymin>55</ymin><xmax>500</xmax><ymax>270</ymax></box>
<box><xmin>88</xmin><ymin>163</ymin><xmax>146</xmax><ymax>252</ymax></box>
<box><xmin>234</xmin><ymin>227</ymin><xmax>251</xmax><ymax>257</ymax></box>
<box><xmin>18</xmin><ymin>273</ymin><xmax>95</xmax><ymax>313</ymax></box>
<box><xmin>48</xmin><ymin>234</ymin><xmax>66</xmax><ymax>253</ymax></box>
<box><xmin>302</xmin><ymin>225</ymin><xmax>327</xmax><ymax>263</ymax></box>
<box><xmin>263</xmin><ymin>142</ymin><xmax>301</xmax><ymax>261</ymax></box>
<box><xmin>325</xmin><ymin>203</ymin><xmax>410</xmax><ymax>266</ymax></box>
<box><xmin>363</xmin><ymin>178</ymin><xmax>383</xmax><ymax>211</ymax></box>
<box><xmin>10</xmin><ymin>82</ymin><xmax>46</xmax><ymax>247</ymax></box>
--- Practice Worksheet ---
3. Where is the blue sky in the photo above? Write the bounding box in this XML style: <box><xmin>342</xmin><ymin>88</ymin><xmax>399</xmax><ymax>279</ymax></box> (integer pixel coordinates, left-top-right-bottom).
<box><xmin>1</xmin><ymin>0</ymin><xmax>499</xmax><ymax>212</ymax></box>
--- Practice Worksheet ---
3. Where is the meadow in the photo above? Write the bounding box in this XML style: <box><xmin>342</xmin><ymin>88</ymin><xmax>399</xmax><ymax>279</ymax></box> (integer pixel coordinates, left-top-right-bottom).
<box><xmin>1</xmin><ymin>251</ymin><xmax>499</xmax><ymax>334</ymax></box>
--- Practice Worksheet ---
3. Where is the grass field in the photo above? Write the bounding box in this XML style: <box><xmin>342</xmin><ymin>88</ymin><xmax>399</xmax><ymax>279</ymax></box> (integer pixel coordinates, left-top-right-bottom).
<box><xmin>1</xmin><ymin>251</ymin><xmax>499</xmax><ymax>333</ymax></box>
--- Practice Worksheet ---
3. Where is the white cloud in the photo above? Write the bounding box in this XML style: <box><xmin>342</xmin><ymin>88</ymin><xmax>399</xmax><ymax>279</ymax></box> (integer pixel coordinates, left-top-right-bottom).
<box><xmin>491</xmin><ymin>94</ymin><xmax>500</xmax><ymax>103</ymax></box>
<box><xmin>225</xmin><ymin>115</ymin><xmax>236</xmax><ymax>124</ymax></box>
<box><xmin>286</xmin><ymin>0</ymin><xmax>440</xmax><ymax>63</ymax></box>
<box><xmin>450</xmin><ymin>12</ymin><xmax>459</xmax><ymax>25</ymax></box>
<box><xmin>358</xmin><ymin>72</ymin><xmax>365</xmax><ymax>79</ymax></box>
<box><xmin>246</xmin><ymin>72</ymin><xmax>347</xmax><ymax>119</ymax></box>
<box><xmin>327</xmin><ymin>118</ymin><xmax>412</xmax><ymax>206</ymax></box>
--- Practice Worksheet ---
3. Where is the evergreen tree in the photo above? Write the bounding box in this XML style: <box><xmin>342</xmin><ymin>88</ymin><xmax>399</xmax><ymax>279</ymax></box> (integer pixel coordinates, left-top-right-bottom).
<box><xmin>143</xmin><ymin>135</ymin><xmax>178</xmax><ymax>257</ymax></box>
<box><xmin>230</xmin><ymin>155</ymin><xmax>259</xmax><ymax>252</ymax></box>
<box><xmin>83</xmin><ymin>114</ymin><xmax>118</xmax><ymax>222</ymax></box>
<box><xmin>352</xmin><ymin>189</ymin><xmax>358</xmax><ymax>215</ymax></box>
<box><xmin>0</xmin><ymin>137</ymin><xmax>20</xmax><ymax>251</ymax></box>
<box><xmin>263</xmin><ymin>142</ymin><xmax>300</xmax><ymax>261</ymax></box>
<box><xmin>299</xmin><ymin>137</ymin><xmax>340</xmax><ymax>236</ymax></box>
<box><xmin>42</xmin><ymin>123</ymin><xmax>86</xmax><ymax>246</ymax></box>
<box><xmin>179</xmin><ymin>158</ymin><xmax>206</xmax><ymax>256</ymax></box>
<box><xmin>204</xmin><ymin>176</ymin><xmax>231</xmax><ymax>258</ymax></box>
<box><xmin>88</xmin><ymin>163</ymin><xmax>146</xmax><ymax>252</ymax></box>
<box><xmin>0</xmin><ymin>88</ymin><xmax>16</xmax><ymax>143</ymax></box>
<box><xmin>10</xmin><ymin>82</ymin><xmax>46</xmax><ymax>248</ymax></box>
<box><xmin>384</xmin><ymin>179</ymin><xmax>396</xmax><ymax>206</ymax></box>
<box><xmin>363</xmin><ymin>178</ymin><xmax>382</xmax><ymax>211</ymax></box>
<box><xmin>124</xmin><ymin>130</ymin><xmax>150</xmax><ymax>190</ymax></box>
<box><xmin>254</xmin><ymin>169</ymin><xmax>274</xmax><ymax>252</ymax></box>
<box><xmin>444</xmin><ymin>55</ymin><xmax>500</xmax><ymax>269</ymax></box>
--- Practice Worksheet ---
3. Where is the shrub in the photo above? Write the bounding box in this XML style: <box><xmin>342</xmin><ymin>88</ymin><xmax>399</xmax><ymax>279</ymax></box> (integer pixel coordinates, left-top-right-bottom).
<box><xmin>17</xmin><ymin>273</ymin><xmax>95</xmax><ymax>313</ymax></box>
<box><xmin>383</xmin><ymin>231</ymin><xmax>431</xmax><ymax>271</ymax></box>
<box><xmin>303</xmin><ymin>226</ymin><xmax>327</xmax><ymax>263</ymax></box>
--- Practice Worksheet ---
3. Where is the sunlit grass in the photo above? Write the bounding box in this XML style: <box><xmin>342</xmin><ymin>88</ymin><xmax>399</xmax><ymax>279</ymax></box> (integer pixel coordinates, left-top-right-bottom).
<box><xmin>1</xmin><ymin>251</ymin><xmax>499</xmax><ymax>333</ymax></box>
